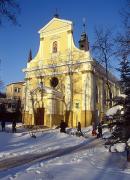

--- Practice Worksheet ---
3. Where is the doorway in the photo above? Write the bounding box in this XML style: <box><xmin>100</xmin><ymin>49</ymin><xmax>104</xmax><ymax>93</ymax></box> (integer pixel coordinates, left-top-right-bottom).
<box><xmin>35</xmin><ymin>108</ymin><xmax>44</xmax><ymax>125</ymax></box>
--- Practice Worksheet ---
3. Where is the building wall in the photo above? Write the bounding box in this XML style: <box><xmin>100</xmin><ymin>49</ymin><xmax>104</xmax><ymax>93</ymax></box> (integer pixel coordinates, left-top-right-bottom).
<box><xmin>22</xmin><ymin>17</ymin><xmax>119</xmax><ymax>127</ymax></box>
<box><xmin>6</xmin><ymin>82</ymin><xmax>24</xmax><ymax>100</ymax></box>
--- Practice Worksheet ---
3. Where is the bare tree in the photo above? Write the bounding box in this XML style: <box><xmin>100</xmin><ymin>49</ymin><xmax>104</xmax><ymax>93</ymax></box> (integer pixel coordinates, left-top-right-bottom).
<box><xmin>122</xmin><ymin>0</ymin><xmax>130</xmax><ymax>31</ymax></box>
<box><xmin>0</xmin><ymin>0</ymin><xmax>20</xmax><ymax>26</ymax></box>
<box><xmin>92</xmin><ymin>27</ymin><xmax>114</xmax><ymax>107</ymax></box>
<box><xmin>25</xmin><ymin>50</ymin><xmax>82</xmax><ymax>127</ymax></box>
<box><xmin>45</xmin><ymin>51</ymin><xmax>82</xmax><ymax>127</ymax></box>
<box><xmin>116</xmin><ymin>0</ymin><xmax>130</xmax><ymax>59</ymax></box>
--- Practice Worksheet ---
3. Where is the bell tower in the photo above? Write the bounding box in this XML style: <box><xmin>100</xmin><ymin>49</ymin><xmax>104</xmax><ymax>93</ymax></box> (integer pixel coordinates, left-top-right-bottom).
<box><xmin>28</xmin><ymin>49</ymin><xmax>32</xmax><ymax>62</ymax></box>
<box><xmin>79</xmin><ymin>19</ymin><xmax>89</xmax><ymax>51</ymax></box>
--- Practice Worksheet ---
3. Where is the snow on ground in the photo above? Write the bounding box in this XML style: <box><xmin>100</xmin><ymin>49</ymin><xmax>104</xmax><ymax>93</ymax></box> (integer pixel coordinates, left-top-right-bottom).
<box><xmin>0</xmin><ymin>123</ymin><xmax>130</xmax><ymax>180</ymax></box>
<box><xmin>111</xmin><ymin>143</ymin><xmax>126</xmax><ymax>153</ymax></box>
<box><xmin>102</xmin><ymin>127</ymin><xmax>112</xmax><ymax>139</ymax></box>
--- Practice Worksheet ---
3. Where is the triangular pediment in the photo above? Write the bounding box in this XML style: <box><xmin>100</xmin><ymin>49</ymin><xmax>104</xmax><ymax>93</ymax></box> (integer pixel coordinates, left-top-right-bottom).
<box><xmin>38</xmin><ymin>17</ymin><xmax>72</xmax><ymax>34</ymax></box>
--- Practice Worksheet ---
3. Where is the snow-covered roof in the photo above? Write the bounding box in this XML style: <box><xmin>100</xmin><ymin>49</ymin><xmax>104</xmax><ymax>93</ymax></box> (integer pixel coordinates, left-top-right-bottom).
<box><xmin>119</xmin><ymin>94</ymin><xmax>127</xmax><ymax>98</ymax></box>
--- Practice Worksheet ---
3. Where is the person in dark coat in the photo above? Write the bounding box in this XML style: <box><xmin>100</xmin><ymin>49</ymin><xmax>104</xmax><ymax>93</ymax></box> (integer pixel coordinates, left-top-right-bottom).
<box><xmin>77</xmin><ymin>122</ymin><xmax>83</xmax><ymax>136</ymax></box>
<box><xmin>60</xmin><ymin>120</ymin><xmax>67</xmax><ymax>133</ymax></box>
<box><xmin>126</xmin><ymin>143</ymin><xmax>130</xmax><ymax>162</ymax></box>
<box><xmin>12</xmin><ymin>119</ymin><xmax>16</xmax><ymax>133</ymax></box>
<box><xmin>1</xmin><ymin>119</ymin><xmax>5</xmax><ymax>131</ymax></box>
<box><xmin>77</xmin><ymin>122</ymin><xmax>81</xmax><ymax>132</ymax></box>
<box><xmin>97</xmin><ymin>123</ymin><xmax>102</xmax><ymax>138</ymax></box>
<box><xmin>92</xmin><ymin>122</ymin><xmax>97</xmax><ymax>136</ymax></box>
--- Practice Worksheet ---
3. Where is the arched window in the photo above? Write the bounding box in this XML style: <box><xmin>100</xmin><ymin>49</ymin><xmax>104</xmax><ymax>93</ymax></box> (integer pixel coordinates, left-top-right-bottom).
<box><xmin>52</xmin><ymin>41</ymin><xmax>58</xmax><ymax>53</ymax></box>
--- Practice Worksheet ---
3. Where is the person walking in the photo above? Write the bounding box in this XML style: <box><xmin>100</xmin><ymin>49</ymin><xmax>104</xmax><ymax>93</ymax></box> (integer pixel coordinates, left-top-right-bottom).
<box><xmin>1</xmin><ymin>119</ymin><xmax>5</xmax><ymax>131</ymax></box>
<box><xmin>12</xmin><ymin>119</ymin><xmax>16</xmax><ymax>133</ymax></box>
<box><xmin>77</xmin><ymin>122</ymin><xmax>81</xmax><ymax>132</ymax></box>
<box><xmin>97</xmin><ymin>123</ymin><xmax>102</xmax><ymax>138</ymax></box>
<box><xmin>92</xmin><ymin>122</ymin><xmax>97</xmax><ymax>136</ymax></box>
<box><xmin>77</xmin><ymin>122</ymin><xmax>83</xmax><ymax>136</ymax></box>
<box><xmin>60</xmin><ymin>120</ymin><xmax>67</xmax><ymax>133</ymax></box>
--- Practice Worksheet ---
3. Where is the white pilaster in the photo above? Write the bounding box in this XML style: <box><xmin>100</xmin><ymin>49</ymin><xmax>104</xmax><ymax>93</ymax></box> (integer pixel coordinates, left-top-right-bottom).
<box><xmin>82</xmin><ymin>72</ymin><xmax>94</xmax><ymax>111</ymax></box>
<box><xmin>65</xmin><ymin>75</ymin><xmax>72</xmax><ymax>110</ymax></box>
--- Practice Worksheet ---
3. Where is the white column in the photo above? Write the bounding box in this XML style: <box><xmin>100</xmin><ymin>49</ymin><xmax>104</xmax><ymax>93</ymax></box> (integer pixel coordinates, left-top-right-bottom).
<box><xmin>65</xmin><ymin>75</ymin><xmax>72</xmax><ymax>110</ymax></box>
<box><xmin>25</xmin><ymin>79</ymin><xmax>30</xmax><ymax>112</ymax></box>
<box><xmin>82</xmin><ymin>72</ymin><xmax>94</xmax><ymax>111</ymax></box>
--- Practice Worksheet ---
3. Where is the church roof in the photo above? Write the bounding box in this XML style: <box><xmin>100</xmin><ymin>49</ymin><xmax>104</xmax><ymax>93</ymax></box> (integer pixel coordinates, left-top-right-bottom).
<box><xmin>38</xmin><ymin>17</ymin><xmax>72</xmax><ymax>34</ymax></box>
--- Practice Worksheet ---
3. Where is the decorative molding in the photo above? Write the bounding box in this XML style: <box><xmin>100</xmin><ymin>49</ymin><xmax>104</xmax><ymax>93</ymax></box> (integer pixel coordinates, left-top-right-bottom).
<box><xmin>50</xmin><ymin>35</ymin><xmax>61</xmax><ymax>40</ymax></box>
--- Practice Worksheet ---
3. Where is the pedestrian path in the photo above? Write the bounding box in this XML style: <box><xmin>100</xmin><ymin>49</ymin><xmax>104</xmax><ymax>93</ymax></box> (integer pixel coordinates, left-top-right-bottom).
<box><xmin>0</xmin><ymin>137</ymin><xmax>101</xmax><ymax>171</ymax></box>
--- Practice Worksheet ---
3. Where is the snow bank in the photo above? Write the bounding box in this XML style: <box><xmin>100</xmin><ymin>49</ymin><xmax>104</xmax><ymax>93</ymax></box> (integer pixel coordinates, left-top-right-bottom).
<box><xmin>106</xmin><ymin>105</ymin><xmax>123</xmax><ymax>116</ymax></box>
<box><xmin>102</xmin><ymin>127</ymin><xmax>112</xmax><ymax>139</ymax></box>
<box><xmin>111</xmin><ymin>143</ymin><xmax>126</xmax><ymax>152</ymax></box>
<box><xmin>119</xmin><ymin>94</ymin><xmax>127</xmax><ymax>98</ymax></box>
<box><xmin>102</xmin><ymin>131</ymin><xmax>112</xmax><ymax>139</ymax></box>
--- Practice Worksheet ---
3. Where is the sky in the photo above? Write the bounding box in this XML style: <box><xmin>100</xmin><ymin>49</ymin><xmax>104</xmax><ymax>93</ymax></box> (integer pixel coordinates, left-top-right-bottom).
<box><xmin>0</xmin><ymin>0</ymin><xmax>125</xmax><ymax>91</ymax></box>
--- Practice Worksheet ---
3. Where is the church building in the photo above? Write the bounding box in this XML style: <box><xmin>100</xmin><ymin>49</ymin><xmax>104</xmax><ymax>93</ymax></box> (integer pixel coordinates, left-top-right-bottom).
<box><xmin>22</xmin><ymin>16</ymin><xmax>120</xmax><ymax>127</ymax></box>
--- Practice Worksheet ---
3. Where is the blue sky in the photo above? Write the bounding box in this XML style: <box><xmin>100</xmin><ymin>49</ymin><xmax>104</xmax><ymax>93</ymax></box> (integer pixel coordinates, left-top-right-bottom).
<box><xmin>0</xmin><ymin>0</ymin><xmax>125</xmax><ymax>90</ymax></box>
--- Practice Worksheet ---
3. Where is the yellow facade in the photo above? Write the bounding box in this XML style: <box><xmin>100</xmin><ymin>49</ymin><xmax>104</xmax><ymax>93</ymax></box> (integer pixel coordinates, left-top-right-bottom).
<box><xmin>23</xmin><ymin>17</ymin><xmax>119</xmax><ymax>127</ymax></box>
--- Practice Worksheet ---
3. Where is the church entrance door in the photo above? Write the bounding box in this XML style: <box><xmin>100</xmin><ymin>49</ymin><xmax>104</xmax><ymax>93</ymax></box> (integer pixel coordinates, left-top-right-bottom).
<box><xmin>35</xmin><ymin>108</ymin><xmax>44</xmax><ymax>125</ymax></box>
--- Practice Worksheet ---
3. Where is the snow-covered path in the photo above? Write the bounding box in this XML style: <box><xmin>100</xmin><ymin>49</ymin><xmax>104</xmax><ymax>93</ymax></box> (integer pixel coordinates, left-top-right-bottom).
<box><xmin>0</xmin><ymin>137</ymin><xmax>102</xmax><ymax>171</ymax></box>
<box><xmin>0</xmin><ymin>126</ymin><xmax>130</xmax><ymax>180</ymax></box>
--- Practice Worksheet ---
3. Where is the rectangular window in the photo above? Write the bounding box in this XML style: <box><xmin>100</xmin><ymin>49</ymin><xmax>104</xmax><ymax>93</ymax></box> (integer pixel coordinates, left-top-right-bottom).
<box><xmin>14</xmin><ymin>88</ymin><xmax>21</xmax><ymax>93</ymax></box>
<box><xmin>14</xmin><ymin>88</ymin><xmax>17</xmax><ymax>93</ymax></box>
<box><xmin>18</xmin><ymin>88</ymin><xmax>21</xmax><ymax>93</ymax></box>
